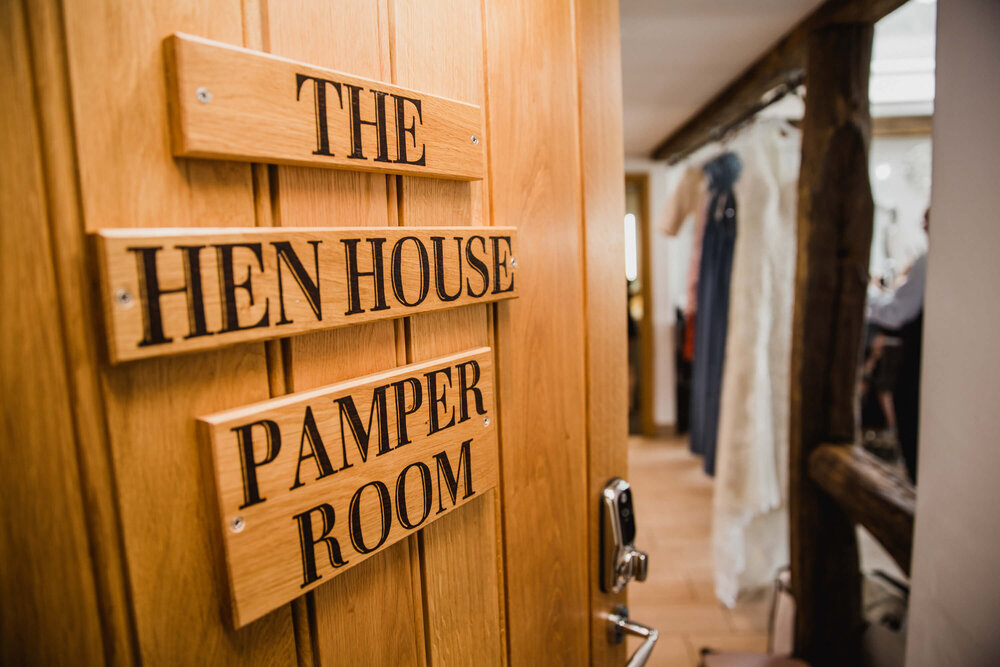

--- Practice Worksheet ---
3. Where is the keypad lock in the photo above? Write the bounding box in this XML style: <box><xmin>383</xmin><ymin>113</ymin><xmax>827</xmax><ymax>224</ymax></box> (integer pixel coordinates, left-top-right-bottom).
<box><xmin>600</xmin><ymin>478</ymin><xmax>649</xmax><ymax>594</ymax></box>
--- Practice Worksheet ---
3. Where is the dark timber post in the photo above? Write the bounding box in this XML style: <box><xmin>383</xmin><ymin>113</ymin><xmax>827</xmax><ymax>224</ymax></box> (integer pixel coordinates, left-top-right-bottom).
<box><xmin>789</xmin><ymin>21</ymin><xmax>874</xmax><ymax>667</ymax></box>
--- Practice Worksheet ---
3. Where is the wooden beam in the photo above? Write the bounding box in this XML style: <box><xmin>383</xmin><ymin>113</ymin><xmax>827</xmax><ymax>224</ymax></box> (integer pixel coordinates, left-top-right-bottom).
<box><xmin>650</xmin><ymin>0</ymin><xmax>908</xmax><ymax>163</ymax></box>
<box><xmin>788</xmin><ymin>20</ymin><xmax>874</xmax><ymax>667</ymax></box>
<box><xmin>873</xmin><ymin>114</ymin><xmax>933</xmax><ymax>136</ymax></box>
<box><xmin>809</xmin><ymin>444</ymin><xmax>915</xmax><ymax>574</ymax></box>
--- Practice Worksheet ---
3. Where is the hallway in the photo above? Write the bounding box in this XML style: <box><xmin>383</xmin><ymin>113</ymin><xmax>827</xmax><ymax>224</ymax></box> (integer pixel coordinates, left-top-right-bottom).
<box><xmin>626</xmin><ymin>435</ymin><xmax>770</xmax><ymax>666</ymax></box>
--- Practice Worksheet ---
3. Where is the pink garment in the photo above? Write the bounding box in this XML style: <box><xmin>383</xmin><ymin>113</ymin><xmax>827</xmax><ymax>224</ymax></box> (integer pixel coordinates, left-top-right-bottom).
<box><xmin>659</xmin><ymin>165</ymin><xmax>708</xmax><ymax>321</ymax></box>
<box><xmin>659</xmin><ymin>166</ymin><xmax>704</xmax><ymax>236</ymax></box>
<box><xmin>684</xmin><ymin>202</ymin><xmax>708</xmax><ymax>321</ymax></box>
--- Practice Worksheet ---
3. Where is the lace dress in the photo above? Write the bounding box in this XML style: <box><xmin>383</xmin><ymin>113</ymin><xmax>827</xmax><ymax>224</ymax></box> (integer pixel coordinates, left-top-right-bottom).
<box><xmin>712</xmin><ymin>120</ymin><xmax>800</xmax><ymax>607</ymax></box>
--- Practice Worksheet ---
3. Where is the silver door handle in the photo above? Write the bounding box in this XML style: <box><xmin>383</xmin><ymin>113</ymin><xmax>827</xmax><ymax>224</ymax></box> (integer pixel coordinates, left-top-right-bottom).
<box><xmin>608</xmin><ymin>605</ymin><xmax>658</xmax><ymax>667</ymax></box>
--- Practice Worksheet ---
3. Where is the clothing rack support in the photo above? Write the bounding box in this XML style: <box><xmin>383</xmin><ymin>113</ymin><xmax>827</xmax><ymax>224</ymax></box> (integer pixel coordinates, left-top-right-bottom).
<box><xmin>788</xmin><ymin>19</ymin><xmax>875</xmax><ymax>667</ymax></box>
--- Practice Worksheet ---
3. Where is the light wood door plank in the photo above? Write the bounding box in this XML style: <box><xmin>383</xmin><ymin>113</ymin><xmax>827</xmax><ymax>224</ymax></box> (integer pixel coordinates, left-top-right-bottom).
<box><xmin>60</xmin><ymin>0</ymin><xmax>297</xmax><ymax>662</ymax></box>
<box><xmin>22</xmin><ymin>0</ymin><xmax>142</xmax><ymax>660</ymax></box>
<box><xmin>482</xmin><ymin>0</ymin><xmax>592</xmax><ymax>663</ymax></box>
<box><xmin>0</xmin><ymin>2</ymin><xmax>105</xmax><ymax>662</ymax></box>
<box><xmin>260</xmin><ymin>1</ymin><xmax>423</xmax><ymax>664</ymax></box>
<box><xmin>573</xmin><ymin>0</ymin><xmax>630</xmax><ymax>664</ymax></box>
<box><xmin>389</xmin><ymin>1</ymin><xmax>504</xmax><ymax>663</ymax></box>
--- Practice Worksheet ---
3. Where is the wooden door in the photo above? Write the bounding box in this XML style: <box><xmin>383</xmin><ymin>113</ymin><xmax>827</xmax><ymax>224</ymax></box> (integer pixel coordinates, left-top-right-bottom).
<box><xmin>1</xmin><ymin>0</ymin><xmax>627</xmax><ymax>664</ymax></box>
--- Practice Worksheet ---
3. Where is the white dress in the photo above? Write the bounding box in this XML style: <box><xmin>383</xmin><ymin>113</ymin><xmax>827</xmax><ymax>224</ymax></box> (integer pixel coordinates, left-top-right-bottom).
<box><xmin>712</xmin><ymin>120</ymin><xmax>800</xmax><ymax>607</ymax></box>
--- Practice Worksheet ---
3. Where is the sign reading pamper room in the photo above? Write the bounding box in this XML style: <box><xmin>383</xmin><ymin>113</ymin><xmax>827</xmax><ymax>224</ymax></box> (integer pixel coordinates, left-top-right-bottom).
<box><xmin>199</xmin><ymin>347</ymin><xmax>498</xmax><ymax>627</ymax></box>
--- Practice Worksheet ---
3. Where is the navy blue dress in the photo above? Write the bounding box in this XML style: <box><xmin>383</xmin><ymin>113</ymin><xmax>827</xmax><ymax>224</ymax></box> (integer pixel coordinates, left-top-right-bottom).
<box><xmin>689</xmin><ymin>152</ymin><xmax>741</xmax><ymax>476</ymax></box>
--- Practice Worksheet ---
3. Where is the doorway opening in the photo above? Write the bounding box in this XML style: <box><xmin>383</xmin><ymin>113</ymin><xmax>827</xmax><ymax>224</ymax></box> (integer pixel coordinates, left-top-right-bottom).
<box><xmin>619</xmin><ymin>1</ymin><xmax>933</xmax><ymax>664</ymax></box>
<box><xmin>625</xmin><ymin>173</ymin><xmax>655</xmax><ymax>437</ymax></box>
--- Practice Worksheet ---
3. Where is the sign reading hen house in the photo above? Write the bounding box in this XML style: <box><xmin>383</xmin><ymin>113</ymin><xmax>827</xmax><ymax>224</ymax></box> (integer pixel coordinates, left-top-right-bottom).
<box><xmin>94</xmin><ymin>227</ymin><xmax>517</xmax><ymax>362</ymax></box>
<box><xmin>199</xmin><ymin>347</ymin><xmax>498</xmax><ymax>627</ymax></box>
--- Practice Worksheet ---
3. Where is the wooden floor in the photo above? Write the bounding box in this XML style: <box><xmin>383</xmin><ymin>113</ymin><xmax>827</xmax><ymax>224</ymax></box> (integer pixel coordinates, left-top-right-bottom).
<box><xmin>625</xmin><ymin>434</ymin><xmax>770</xmax><ymax>666</ymax></box>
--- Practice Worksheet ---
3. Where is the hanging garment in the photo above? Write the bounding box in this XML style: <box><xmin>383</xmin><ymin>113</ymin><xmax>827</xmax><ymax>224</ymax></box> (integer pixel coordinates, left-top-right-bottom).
<box><xmin>893</xmin><ymin>310</ymin><xmax>923</xmax><ymax>482</ymax></box>
<box><xmin>659</xmin><ymin>165</ymin><xmax>708</xmax><ymax>361</ymax></box>
<box><xmin>675</xmin><ymin>308</ymin><xmax>692</xmax><ymax>434</ymax></box>
<box><xmin>682</xmin><ymin>204</ymin><xmax>708</xmax><ymax>343</ymax></box>
<box><xmin>659</xmin><ymin>166</ymin><xmax>706</xmax><ymax>236</ymax></box>
<box><xmin>689</xmin><ymin>151</ymin><xmax>741</xmax><ymax>474</ymax></box>
<box><xmin>712</xmin><ymin>120</ymin><xmax>800</xmax><ymax>607</ymax></box>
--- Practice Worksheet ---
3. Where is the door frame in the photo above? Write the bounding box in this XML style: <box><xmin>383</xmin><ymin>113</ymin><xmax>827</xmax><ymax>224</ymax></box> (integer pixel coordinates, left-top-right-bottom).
<box><xmin>625</xmin><ymin>172</ymin><xmax>656</xmax><ymax>437</ymax></box>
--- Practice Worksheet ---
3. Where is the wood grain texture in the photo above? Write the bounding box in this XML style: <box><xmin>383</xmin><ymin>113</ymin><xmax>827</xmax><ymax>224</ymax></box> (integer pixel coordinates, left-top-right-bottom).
<box><xmin>0</xmin><ymin>2</ymin><xmax>105</xmax><ymax>662</ymax></box>
<box><xmin>809</xmin><ymin>445</ymin><xmax>915</xmax><ymax>574</ymax></box>
<box><xmin>8</xmin><ymin>1</ymin><xmax>628</xmax><ymax>663</ymax></box>
<box><xmin>788</xmin><ymin>22</ymin><xmax>874</xmax><ymax>667</ymax></box>
<box><xmin>21</xmin><ymin>0</ymin><xmax>141</xmax><ymax>661</ymax></box>
<box><xmin>93</xmin><ymin>226</ymin><xmax>518</xmax><ymax>362</ymax></box>
<box><xmin>389</xmin><ymin>0</ymin><xmax>506</xmax><ymax>664</ymax></box>
<box><xmin>872</xmin><ymin>114</ymin><xmax>933</xmax><ymax>137</ymax></box>
<box><xmin>200</xmin><ymin>348</ymin><xmax>499</xmax><ymax>627</ymax></box>
<box><xmin>60</xmin><ymin>0</ymin><xmax>297</xmax><ymax>662</ymax></box>
<box><xmin>259</xmin><ymin>2</ymin><xmax>426</xmax><ymax>664</ymax></box>
<box><xmin>574</xmin><ymin>0</ymin><xmax>630</xmax><ymax>664</ymax></box>
<box><xmin>165</xmin><ymin>33</ymin><xmax>484</xmax><ymax>180</ymax></box>
<box><xmin>483</xmin><ymin>0</ymin><xmax>592</xmax><ymax>663</ymax></box>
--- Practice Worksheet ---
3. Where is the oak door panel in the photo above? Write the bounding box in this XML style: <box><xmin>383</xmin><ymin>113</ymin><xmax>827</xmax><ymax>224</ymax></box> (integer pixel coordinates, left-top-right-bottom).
<box><xmin>61</xmin><ymin>0</ymin><xmax>297</xmax><ymax>662</ymax></box>
<box><xmin>389</xmin><ymin>1</ymin><xmax>504</xmax><ymax>663</ymax></box>
<box><xmin>260</xmin><ymin>1</ymin><xmax>424</xmax><ymax>664</ymax></box>
<box><xmin>483</xmin><ymin>0</ymin><xmax>592</xmax><ymax>663</ymax></box>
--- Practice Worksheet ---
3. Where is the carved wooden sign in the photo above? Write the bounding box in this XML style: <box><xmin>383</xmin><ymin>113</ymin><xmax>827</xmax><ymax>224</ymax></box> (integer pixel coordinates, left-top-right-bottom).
<box><xmin>164</xmin><ymin>33</ymin><xmax>484</xmax><ymax>179</ymax></box>
<box><xmin>198</xmin><ymin>347</ymin><xmax>498</xmax><ymax>627</ymax></box>
<box><xmin>93</xmin><ymin>227</ymin><xmax>517</xmax><ymax>362</ymax></box>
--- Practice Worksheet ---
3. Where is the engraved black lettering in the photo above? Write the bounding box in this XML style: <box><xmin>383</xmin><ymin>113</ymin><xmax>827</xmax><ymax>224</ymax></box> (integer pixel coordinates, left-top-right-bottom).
<box><xmin>293</xmin><ymin>503</ymin><xmax>348</xmax><ymax>587</ymax></box>
<box><xmin>433</xmin><ymin>438</ymin><xmax>474</xmax><ymax>514</ymax></box>
<box><xmin>431</xmin><ymin>236</ymin><xmax>463</xmax><ymax>302</ymax></box>
<box><xmin>465</xmin><ymin>235</ymin><xmax>490</xmax><ymax>298</ymax></box>
<box><xmin>456</xmin><ymin>360</ymin><xmax>487</xmax><ymax>422</ymax></box>
<box><xmin>395</xmin><ymin>462</ymin><xmax>432</xmax><ymax>529</ymax></box>
<box><xmin>290</xmin><ymin>406</ymin><xmax>337</xmax><ymax>491</ymax></box>
<box><xmin>273</xmin><ymin>241</ymin><xmax>323</xmax><ymax>325</ymax></box>
<box><xmin>390</xmin><ymin>377</ymin><xmax>423</xmax><ymax>447</ymax></box>
<box><xmin>129</xmin><ymin>245</ymin><xmax>211</xmax><ymax>346</ymax></box>
<box><xmin>391</xmin><ymin>236</ymin><xmax>430</xmax><ymax>307</ymax></box>
<box><xmin>349</xmin><ymin>481</ymin><xmax>391</xmax><ymax>554</ymax></box>
<box><xmin>334</xmin><ymin>385</ymin><xmax>391</xmax><ymax>464</ymax></box>
<box><xmin>490</xmin><ymin>235</ymin><xmax>515</xmax><ymax>294</ymax></box>
<box><xmin>233</xmin><ymin>419</ymin><xmax>281</xmax><ymax>509</ymax></box>
<box><xmin>391</xmin><ymin>94</ymin><xmax>426</xmax><ymax>166</ymax></box>
<box><xmin>216</xmin><ymin>243</ymin><xmax>270</xmax><ymax>333</ymax></box>
<box><xmin>296</xmin><ymin>74</ymin><xmax>343</xmax><ymax>157</ymax></box>
<box><xmin>345</xmin><ymin>84</ymin><xmax>391</xmax><ymax>163</ymax></box>
<box><xmin>342</xmin><ymin>238</ymin><xmax>390</xmax><ymax>315</ymax></box>
<box><xmin>424</xmin><ymin>367</ymin><xmax>455</xmax><ymax>435</ymax></box>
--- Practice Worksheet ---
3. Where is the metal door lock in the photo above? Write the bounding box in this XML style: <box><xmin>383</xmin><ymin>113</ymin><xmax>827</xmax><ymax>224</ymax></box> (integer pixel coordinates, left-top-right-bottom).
<box><xmin>601</xmin><ymin>478</ymin><xmax>650</xmax><ymax>594</ymax></box>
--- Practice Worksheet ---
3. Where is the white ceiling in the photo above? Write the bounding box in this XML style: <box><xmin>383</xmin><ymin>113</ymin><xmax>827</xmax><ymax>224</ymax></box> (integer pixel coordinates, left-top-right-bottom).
<box><xmin>619</xmin><ymin>0</ymin><xmax>825</xmax><ymax>156</ymax></box>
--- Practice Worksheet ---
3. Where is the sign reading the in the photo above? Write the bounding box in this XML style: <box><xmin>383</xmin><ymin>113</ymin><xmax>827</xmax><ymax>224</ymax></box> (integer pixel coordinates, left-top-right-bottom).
<box><xmin>94</xmin><ymin>226</ymin><xmax>518</xmax><ymax>362</ymax></box>
<box><xmin>198</xmin><ymin>348</ymin><xmax>498</xmax><ymax>627</ymax></box>
<box><xmin>164</xmin><ymin>33</ymin><xmax>484</xmax><ymax>180</ymax></box>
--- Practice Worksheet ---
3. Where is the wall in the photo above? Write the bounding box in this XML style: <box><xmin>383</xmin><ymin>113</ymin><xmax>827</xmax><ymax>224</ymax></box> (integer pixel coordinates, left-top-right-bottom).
<box><xmin>906</xmin><ymin>1</ymin><xmax>1000</xmax><ymax>664</ymax></box>
<box><xmin>625</xmin><ymin>157</ymin><xmax>679</xmax><ymax>428</ymax></box>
